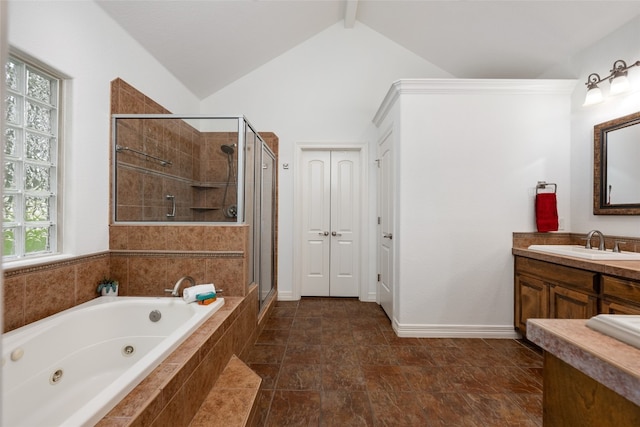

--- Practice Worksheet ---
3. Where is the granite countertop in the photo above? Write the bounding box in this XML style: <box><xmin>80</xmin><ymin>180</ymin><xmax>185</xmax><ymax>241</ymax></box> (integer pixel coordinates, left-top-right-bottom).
<box><xmin>513</xmin><ymin>247</ymin><xmax>640</xmax><ymax>281</ymax></box>
<box><xmin>527</xmin><ymin>318</ymin><xmax>640</xmax><ymax>406</ymax></box>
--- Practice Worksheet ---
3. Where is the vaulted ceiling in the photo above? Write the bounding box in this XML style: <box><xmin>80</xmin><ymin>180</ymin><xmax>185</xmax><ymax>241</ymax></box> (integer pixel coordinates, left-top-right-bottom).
<box><xmin>96</xmin><ymin>0</ymin><xmax>640</xmax><ymax>100</ymax></box>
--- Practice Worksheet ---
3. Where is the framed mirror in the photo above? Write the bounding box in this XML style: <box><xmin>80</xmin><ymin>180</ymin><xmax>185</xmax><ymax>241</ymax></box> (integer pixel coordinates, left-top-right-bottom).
<box><xmin>594</xmin><ymin>111</ymin><xmax>640</xmax><ymax>214</ymax></box>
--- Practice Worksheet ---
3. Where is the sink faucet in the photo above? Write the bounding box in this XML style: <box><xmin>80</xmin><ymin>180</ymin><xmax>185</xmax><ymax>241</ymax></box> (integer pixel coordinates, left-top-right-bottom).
<box><xmin>165</xmin><ymin>275</ymin><xmax>196</xmax><ymax>297</ymax></box>
<box><xmin>585</xmin><ymin>230</ymin><xmax>606</xmax><ymax>251</ymax></box>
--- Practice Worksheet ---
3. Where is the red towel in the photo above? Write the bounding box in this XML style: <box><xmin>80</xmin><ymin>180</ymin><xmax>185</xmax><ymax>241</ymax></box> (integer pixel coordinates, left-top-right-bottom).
<box><xmin>536</xmin><ymin>193</ymin><xmax>558</xmax><ymax>232</ymax></box>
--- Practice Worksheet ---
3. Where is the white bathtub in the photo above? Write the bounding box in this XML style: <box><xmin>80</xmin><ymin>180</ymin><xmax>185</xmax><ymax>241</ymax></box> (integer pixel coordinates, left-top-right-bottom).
<box><xmin>2</xmin><ymin>296</ymin><xmax>224</xmax><ymax>427</ymax></box>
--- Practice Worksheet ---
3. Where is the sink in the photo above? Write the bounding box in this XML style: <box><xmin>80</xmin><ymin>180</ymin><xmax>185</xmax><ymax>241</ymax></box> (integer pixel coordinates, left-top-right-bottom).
<box><xmin>587</xmin><ymin>315</ymin><xmax>640</xmax><ymax>350</ymax></box>
<box><xmin>528</xmin><ymin>244</ymin><xmax>640</xmax><ymax>260</ymax></box>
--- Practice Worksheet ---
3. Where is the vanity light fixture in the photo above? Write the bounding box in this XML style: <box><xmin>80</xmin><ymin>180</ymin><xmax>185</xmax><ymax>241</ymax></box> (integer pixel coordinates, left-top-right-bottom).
<box><xmin>584</xmin><ymin>59</ymin><xmax>640</xmax><ymax>106</ymax></box>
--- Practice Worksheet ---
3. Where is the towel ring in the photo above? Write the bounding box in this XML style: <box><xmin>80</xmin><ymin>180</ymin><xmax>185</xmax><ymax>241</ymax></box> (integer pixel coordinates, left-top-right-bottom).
<box><xmin>536</xmin><ymin>181</ymin><xmax>557</xmax><ymax>194</ymax></box>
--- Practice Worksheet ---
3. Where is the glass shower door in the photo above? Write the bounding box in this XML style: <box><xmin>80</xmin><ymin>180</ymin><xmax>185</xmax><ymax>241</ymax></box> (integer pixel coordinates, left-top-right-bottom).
<box><xmin>259</xmin><ymin>143</ymin><xmax>276</xmax><ymax>309</ymax></box>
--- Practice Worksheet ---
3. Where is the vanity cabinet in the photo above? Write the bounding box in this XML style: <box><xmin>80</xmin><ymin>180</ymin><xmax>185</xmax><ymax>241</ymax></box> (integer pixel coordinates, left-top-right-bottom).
<box><xmin>514</xmin><ymin>273</ymin><xmax>548</xmax><ymax>334</ymax></box>
<box><xmin>601</xmin><ymin>275</ymin><xmax>640</xmax><ymax>315</ymax></box>
<box><xmin>515</xmin><ymin>257</ymin><xmax>598</xmax><ymax>335</ymax></box>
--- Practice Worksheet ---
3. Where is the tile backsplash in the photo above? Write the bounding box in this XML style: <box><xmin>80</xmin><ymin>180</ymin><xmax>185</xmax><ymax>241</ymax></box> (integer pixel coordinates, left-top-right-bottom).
<box><xmin>4</xmin><ymin>253</ymin><xmax>110</xmax><ymax>332</ymax></box>
<box><xmin>513</xmin><ymin>232</ymin><xmax>640</xmax><ymax>253</ymax></box>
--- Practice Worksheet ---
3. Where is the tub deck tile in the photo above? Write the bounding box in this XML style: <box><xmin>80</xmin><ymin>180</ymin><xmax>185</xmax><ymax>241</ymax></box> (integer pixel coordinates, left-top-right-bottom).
<box><xmin>96</xmin><ymin>291</ymin><xmax>257</xmax><ymax>427</ymax></box>
<box><xmin>190</xmin><ymin>355</ymin><xmax>262</xmax><ymax>427</ymax></box>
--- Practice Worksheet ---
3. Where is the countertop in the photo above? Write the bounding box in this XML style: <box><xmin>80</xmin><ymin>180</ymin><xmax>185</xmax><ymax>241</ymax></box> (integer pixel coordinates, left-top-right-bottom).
<box><xmin>515</xmin><ymin>240</ymin><xmax>640</xmax><ymax>406</ymax></box>
<box><xmin>512</xmin><ymin>246</ymin><xmax>640</xmax><ymax>281</ymax></box>
<box><xmin>527</xmin><ymin>318</ymin><xmax>640</xmax><ymax>406</ymax></box>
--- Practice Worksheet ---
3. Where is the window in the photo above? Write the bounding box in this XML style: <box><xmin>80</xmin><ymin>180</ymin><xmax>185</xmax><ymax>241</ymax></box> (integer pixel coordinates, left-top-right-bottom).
<box><xmin>3</xmin><ymin>55</ymin><xmax>60</xmax><ymax>260</ymax></box>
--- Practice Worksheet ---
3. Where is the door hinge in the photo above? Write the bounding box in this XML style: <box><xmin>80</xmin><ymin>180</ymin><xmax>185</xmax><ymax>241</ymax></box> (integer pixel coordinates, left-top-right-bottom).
<box><xmin>375</xmin><ymin>159</ymin><xmax>381</xmax><ymax>168</ymax></box>
<box><xmin>377</xmin><ymin>216</ymin><xmax>381</xmax><ymax>225</ymax></box>
<box><xmin>377</xmin><ymin>273</ymin><xmax>381</xmax><ymax>282</ymax></box>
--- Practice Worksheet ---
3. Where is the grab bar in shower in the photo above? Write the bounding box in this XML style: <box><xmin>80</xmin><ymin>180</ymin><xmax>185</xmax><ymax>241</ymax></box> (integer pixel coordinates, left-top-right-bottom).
<box><xmin>166</xmin><ymin>194</ymin><xmax>176</xmax><ymax>218</ymax></box>
<box><xmin>115</xmin><ymin>145</ymin><xmax>172</xmax><ymax>167</ymax></box>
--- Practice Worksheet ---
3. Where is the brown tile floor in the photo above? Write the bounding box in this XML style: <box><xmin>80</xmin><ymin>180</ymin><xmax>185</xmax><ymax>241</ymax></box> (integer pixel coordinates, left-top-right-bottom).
<box><xmin>241</xmin><ymin>297</ymin><xmax>543</xmax><ymax>427</ymax></box>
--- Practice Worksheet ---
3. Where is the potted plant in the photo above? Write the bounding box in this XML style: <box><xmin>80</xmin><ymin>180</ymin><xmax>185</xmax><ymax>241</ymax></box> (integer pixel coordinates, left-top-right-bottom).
<box><xmin>97</xmin><ymin>277</ymin><xmax>119</xmax><ymax>296</ymax></box>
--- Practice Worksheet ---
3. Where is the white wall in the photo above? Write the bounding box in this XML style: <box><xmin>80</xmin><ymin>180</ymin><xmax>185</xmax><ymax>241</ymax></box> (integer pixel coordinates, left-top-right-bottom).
<box><xmin>543</xmin><ymin>16</ymin><xmax>640</xmax><ymax>237</ymax></box>
<box><xmin>375</xmin><ymin>80</ymin><xmax>574</xmax><ymax>336</ymax></box>
<box><xmin>570</xmin><ymin>16</ymin><xmax>640</xmax><ymax>237</ymax></box>
<box><xmin>200</xmin><ymin>21</ymin><xmax>453</xmax><ymax>299</ymax></box>
<box><xmin>7</xmin><ymin>1</ymin><xmax>199</xmax><ymax>258</ymax></box>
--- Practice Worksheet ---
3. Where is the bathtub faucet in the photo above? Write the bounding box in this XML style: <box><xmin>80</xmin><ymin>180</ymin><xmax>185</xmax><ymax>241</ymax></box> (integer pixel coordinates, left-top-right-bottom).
<box><xmin>165</xmin><ymin>276</ymin><xmax>196</xmax><ymax>297</ymax></box>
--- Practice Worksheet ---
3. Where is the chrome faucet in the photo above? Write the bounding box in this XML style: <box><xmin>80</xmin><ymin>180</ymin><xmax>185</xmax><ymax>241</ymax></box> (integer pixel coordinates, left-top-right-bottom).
<box><xmin>164</xmin><ymin>275</ymin><xmax>196</xmax><ymax>297</ymax></box>
<box><xmin>585</xmin><ymin>230</ymin><xmax>606</xmax><ymax>251</ymax></box>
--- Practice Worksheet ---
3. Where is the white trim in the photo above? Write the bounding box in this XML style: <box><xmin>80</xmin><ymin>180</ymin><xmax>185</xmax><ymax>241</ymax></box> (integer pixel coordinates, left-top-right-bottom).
<box><xmin>276</xmin><ymin>289</ymin><xmax>297</xmax><ymax>301</ymax></box>
<box><xmin>2</xmin><ymin>252</ymin><xmax>75</xmax><ymax>270</ymax></box>
<box><xmin>393</xmin><ymin>322</ymin><xmax>521</xmax><ymax>339</ymax></box>
<box><xmin>364</xmin><ymin>291</ymin><xmax>377</xmax><ymax>302</ymax></box>
<box><xmin>293</xmin><ymin>141</ymin><xmax>369</xmax><ymax>301</ymax></box>
<box><xmin>373</xmin><ymin>78</ymin><xmax>577</xmax><ymax>126</ymax></box>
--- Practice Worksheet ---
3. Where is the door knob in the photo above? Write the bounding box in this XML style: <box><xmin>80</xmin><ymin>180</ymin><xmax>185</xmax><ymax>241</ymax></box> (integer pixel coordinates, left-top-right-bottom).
<box><xmin>318</xmin><ymin>231</ymin><xmax>329</xmax><ymax>236</ymax></box>
<box><xmin>331</xmin><ymin>231</ymin><xmax>342</xmax><ymax>237</ymax></box>
<box><xmin>383</xmin><ymin>233</ymin><xmax>393</xmax><ymax>239</ymax></box>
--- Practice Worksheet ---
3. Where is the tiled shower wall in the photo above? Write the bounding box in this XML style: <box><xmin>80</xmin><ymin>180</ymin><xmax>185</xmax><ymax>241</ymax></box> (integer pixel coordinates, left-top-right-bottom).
<box><xmin>112</xmin><ymin>80</ymin><xmax>240</xmax><ymax>222</ymax></box>
<box><xmin>114</xmin><ymin>116</ymin><xmax>203</xmax><ymax>221</ymax></box>
<box><xmin>2</xmin><ymin>79</ymin><xmax>278</xmax><ymax>333</ymax></box>
<box><xmin>110</xmin><ymin>77</ymin><xmax>279</xmax><ymax>300</ymax></box>
<box><xmin>110</xmin><ymin>78</ymin><xmax>277</xmax><ymax>297</ymax></box>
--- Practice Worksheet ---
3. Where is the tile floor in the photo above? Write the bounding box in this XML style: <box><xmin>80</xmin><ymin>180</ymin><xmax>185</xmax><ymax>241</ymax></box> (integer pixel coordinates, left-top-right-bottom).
<box><xmin>241</xmin><ymin>297</ymin><xmax>543</xmax><ymax>426</ymax></box>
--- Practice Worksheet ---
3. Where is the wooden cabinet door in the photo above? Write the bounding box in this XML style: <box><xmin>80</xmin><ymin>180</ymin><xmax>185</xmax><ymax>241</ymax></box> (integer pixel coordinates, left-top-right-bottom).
<box><xmin>550</xmin><ymin>285</ymin><xmax>598</xmax><ymax>319</ymax></box>
<box><xmin>515</xmin><ymin>274</ymin><xmax>549</xmax><ymax>335</ymax></box>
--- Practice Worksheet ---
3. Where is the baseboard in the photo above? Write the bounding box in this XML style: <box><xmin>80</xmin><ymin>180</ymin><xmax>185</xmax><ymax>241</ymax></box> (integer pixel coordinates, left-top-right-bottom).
<box><xmin>278</xmin><ymin>290</ymin><xmax>378</xmax><ymax>302</ymax></box>
<box><xmin>361</xmin><ymin>291</ymin><xmax>377</xmax><ymax>302</ymax></box>
<box><xmin>276</xmin><ymin>290</ymin><xmax>298</xmax><ymax>301</ymax></box>
<box><xmin>393</xmin><ymin>322</ymin><xmax>520</xmax><ymax>339</ymax></box>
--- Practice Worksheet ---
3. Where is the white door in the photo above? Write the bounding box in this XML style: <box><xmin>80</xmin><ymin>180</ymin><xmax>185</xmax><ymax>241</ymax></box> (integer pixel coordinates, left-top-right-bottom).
<box><xmin>300</xmin><ymin>150</ymin><xmax>360</xmax><ymax>297</ymax></box>
<box><xmin>378</xmin><ymin>132</ymin><xmax>394</xmax><ymax>318</ymax></box>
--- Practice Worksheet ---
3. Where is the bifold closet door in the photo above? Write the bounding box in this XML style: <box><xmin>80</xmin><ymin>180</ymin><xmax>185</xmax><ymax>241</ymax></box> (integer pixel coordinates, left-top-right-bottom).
<box><xmin>300</xmin><ymin>150</ymin><xmax>360</xmax><ymax>297</ymax></box>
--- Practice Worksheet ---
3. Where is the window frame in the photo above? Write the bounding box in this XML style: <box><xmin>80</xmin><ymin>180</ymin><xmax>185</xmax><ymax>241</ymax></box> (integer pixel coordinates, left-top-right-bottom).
<box><xmin>3</xmin><ymin>52</ymin><xmax>62</xmax><ymax>262</ymax></box>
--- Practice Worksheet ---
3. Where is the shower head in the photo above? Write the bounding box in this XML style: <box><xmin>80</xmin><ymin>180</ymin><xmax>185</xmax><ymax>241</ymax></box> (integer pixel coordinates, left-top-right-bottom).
<box><xmin>221</xmin><ymin>144</ymin><xmax>235</xmax><ymax>155</ymax></box>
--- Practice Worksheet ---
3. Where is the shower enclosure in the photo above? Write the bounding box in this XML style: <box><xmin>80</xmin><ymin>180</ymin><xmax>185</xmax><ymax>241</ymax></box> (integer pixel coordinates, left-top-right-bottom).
<box><xmin>111</xmin><ymin>115</ymin><xmax>276</xmax><ymax>309</ymax></box>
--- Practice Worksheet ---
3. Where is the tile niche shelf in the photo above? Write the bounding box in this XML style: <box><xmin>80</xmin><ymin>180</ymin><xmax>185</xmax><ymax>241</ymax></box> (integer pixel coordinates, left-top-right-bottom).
<box><xmin>191</xmin><ymin>182</ymin><xmax>225</xmax><ymax>189</ymax></box>
<box><xmin>191</xmin><ymin>182</ymin><xmax>224</xmax><ymax>211</ymax></box>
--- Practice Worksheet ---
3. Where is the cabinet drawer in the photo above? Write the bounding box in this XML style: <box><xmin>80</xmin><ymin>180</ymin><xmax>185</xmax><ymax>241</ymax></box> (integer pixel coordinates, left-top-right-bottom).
<box><xmin>550</xmin><ymin>285</ymin><xmax>598</xmax><ymax>319</ymax></box>
<box><xmin>602</xmin><ymin>275</ymin><xmax>640</xmax><ymax>306</ymax></box>
<box><xmin>601</xmin><ymin>300</ymin><xmax>640</xmax><ymax>315</ymax></box>
<box><xmin>515</xmin><ymin>257</ymin><xmax>598</xmax><ymax>294</ymax></box>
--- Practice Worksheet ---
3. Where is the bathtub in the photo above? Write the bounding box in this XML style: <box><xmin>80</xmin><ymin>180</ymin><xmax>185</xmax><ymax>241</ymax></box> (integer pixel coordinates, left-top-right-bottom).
<box><xmin>2</xmin><ymin>296</ymin><xmax>224</xmax><ymax>427</ymax></box>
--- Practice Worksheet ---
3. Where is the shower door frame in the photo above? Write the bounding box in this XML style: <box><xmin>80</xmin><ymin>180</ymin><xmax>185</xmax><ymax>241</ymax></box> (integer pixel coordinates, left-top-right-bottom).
<box><xmin>110</xmin><ymin>114</ymin><xmax>247</xmax><ymax>225</ymax></box>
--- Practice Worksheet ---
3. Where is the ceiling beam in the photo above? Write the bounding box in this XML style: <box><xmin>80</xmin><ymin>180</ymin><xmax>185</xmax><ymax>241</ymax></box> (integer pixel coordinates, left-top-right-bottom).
<box><xmin>344</xmin><ymin>0</ymin><xmax>358</xmax><ymax>28</ymax></box>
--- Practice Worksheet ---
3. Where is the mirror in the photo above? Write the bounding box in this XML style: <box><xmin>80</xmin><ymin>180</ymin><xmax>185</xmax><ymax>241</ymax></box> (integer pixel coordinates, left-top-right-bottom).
<box><xmin>594</xmin><ymin>111</ymin><xmax>640</xmax><ymax>214</ymax></box>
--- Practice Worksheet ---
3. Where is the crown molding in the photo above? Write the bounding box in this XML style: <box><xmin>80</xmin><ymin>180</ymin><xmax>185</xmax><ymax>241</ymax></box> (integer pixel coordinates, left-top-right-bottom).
<box><xmin>373</xmin><ymin>78</ymin><xmax>577</xmax><ymax>126</ymax></box>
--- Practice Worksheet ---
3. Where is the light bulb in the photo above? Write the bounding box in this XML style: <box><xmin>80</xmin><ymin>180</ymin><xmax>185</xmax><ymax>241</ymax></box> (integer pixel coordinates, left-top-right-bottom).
<box><xmin>610</xmin><ymin>74</ymin><xmax>631</xmax><ymax>95</ymax></box>
<box><xmin>583</xmin><ymin>86</ymin><xmax>603</xmax><ymax>106</ymax></box>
